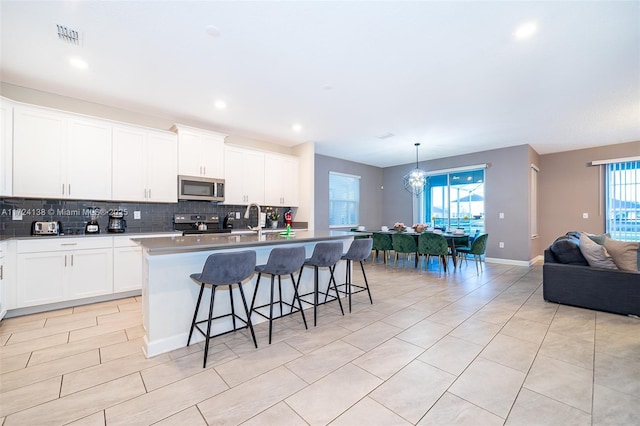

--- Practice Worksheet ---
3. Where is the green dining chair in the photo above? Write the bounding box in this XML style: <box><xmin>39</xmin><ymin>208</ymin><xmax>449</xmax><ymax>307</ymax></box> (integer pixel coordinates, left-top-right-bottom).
<box><xmin>391</xmin><ymin>233</ymin><xmax>418</xmax><ymax>268</ymax></box>
<box><xmin>457</xmin><ymin>233</ymin><xmax>488</xmax><ymax>274</ymax></box>
<box><xmin>372</xmin><ymin>232</ymin><xmax>393</xmax><ymax>264</ymax></box>
<box><xmin>418</xmin><ymin>232</ymin><xmax>450</xmax><ymax>273</ymax></box>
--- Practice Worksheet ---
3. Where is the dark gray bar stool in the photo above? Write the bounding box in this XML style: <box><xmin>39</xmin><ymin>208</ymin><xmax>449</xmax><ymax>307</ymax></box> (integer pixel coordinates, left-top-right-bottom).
<box><xmin>297</xmin><ymin>241</ymin><xmax>345</xmax><ymax>326</ymax></box>
<box><xmin>250</xmin><ymin>246</ymin><xmax>308</xmax><ymax>344</ymax></box>
<box><xmin>337</xmin><ymin>238</ymin><xmax>374</xmax><ymax>312</ymax></box>
<box><xmin>187</xmin><ymin>250</ymin><xmax>257</xmax><ymax>368</ymax></box>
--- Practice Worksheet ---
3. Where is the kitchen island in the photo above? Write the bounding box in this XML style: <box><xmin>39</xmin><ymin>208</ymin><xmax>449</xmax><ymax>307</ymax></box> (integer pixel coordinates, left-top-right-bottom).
<box><xmin>133</xmin><ymin>230</ymin><xmax>355</xmax><ymax>357</ymax></box>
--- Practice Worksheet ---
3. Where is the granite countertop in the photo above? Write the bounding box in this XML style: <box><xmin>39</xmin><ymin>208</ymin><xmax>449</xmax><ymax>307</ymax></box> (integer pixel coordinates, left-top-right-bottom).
<box><xmin>133</xmin><ymin>230</ymin><xmax>356</xmax><ymax>254</ymax></box>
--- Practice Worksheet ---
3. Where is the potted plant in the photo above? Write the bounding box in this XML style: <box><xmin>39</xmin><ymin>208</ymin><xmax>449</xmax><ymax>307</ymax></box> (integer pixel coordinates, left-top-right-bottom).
<box><xmin>268</xmin><ymin>211</ymin><xmax>280</xmax><ymax>228</ymax></box>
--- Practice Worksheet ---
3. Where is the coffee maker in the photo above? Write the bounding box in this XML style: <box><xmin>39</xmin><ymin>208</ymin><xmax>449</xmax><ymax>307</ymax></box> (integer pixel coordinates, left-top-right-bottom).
<box><xmin>107</xmin><ymin>210</ymin><xmax>127</xmax><ymax>233</ymax></box>
<box><xmin>85</xmin><ymin>207</ymin><xmax>101</xmax><ymax>234</ymax></box>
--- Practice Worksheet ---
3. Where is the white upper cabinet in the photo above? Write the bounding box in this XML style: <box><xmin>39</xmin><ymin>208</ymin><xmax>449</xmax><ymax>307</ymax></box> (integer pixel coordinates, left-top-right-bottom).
<box><xmin>13</xmin><ymin>105</ymin><xmax>112</xmax><ymax>200</ymax></box>
<box><xmin>264</xmin><ymin>153</ymin><xmax>299</xmax><ymax>207</ymax></box>
<box><xmin>173</xmin><ymin>124</ymin><xmax>225</xmax><ymax>178</ymax></box>
<box><xmin>0</xmin><ymin>98</ymin><xmax>13</xmax><ymax>196</ymax></box>
<box><xmin>112</xmin><ymin>126</ymin><xmax>177</xmax><ymax>203</ymax></box>
<box><xmin>224</xmin><ymin>145</ymin><xmax>265</xmax><ymax>205</ymax></box>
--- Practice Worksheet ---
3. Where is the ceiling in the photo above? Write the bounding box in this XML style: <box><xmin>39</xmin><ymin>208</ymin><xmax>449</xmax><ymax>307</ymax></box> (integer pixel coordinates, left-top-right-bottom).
<box><xmin>1</xmin><ymin>1</ymin><xmax>639</xmax><ymax>168</ymax></box>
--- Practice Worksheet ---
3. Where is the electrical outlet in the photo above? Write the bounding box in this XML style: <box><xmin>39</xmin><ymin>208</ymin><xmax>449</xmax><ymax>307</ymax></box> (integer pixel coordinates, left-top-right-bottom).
<box><xmin>235</xmin><ymin>212</ymin><xmax>240</xmax><ymax>219</ymax></box>
<box><xmin>499</xmin><ymin>212</ymin><xmax>504</xmax><ymax>219</ymax></box>
<box><xmin>134</xmin><ymin>211</ymin><xmax>141</xmax><ymax>220</ymax></box>
<box><xmin>582</xmin><ymin>212</ymin><xmax>589</xmax><ymax>219</ymax></box>
<box><xmin>499</xmin><ymin>242</ymin><xmax>505</xmax><ymax>248</ymax></box>
<box><xmin>12</xmin><ymin>209</ymin><xmax>22</xmax><ymax>220</ymax></box>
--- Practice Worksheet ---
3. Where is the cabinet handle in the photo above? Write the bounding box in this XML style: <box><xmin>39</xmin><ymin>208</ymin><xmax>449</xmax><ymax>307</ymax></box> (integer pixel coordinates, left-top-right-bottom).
<box><xmin>64</xmin><ymin>255</ymin><xmax>67</xmax><ymax>267</ymax></box>
<box><xmin>61</xmin><ymin>243</ymin><xmax>77</xmax><ymax>246</ymax></box>
<box><xmin>148</xmin><ymin>189</ymin><xmax>151</xmax><ymax>199</ymax></box>
<box><xmin>62</xmin><ymin>184</ymin><xmax>65</xmax><ymax>195</ymax></box>
<box><xmin>71</xmin><ymin>254</ymin><xmax>74</xmax><ymax>267</ymax></box>
<box><xmin>203</xmin><ymin>166</ymin><xmax>206</xmax><ymax>175</ymax></box>
<box><xmin>0</xmin><ymin>264</ymin><xmax>3</xmax><ymax>280</ymax></box>
<box><xmin>68</xmin><ymin>184</ymin><xmax>71</xmax><ymax>195</ymax></box>
<box><xmin>144</xmin><ymin>188</ymin><xmax>147</xmax><ymax>198</ymax></box>
<box><xmin>200</xmin><ymin>166</ymin><xmax>203</xmax><ymax>175</ymax></box>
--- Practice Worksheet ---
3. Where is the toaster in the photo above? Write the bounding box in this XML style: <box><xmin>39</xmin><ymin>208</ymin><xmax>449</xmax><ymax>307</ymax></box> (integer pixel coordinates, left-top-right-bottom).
<box><xmin>31</xmin><ymin>221</ymin><xmax>62</xmax><ymax>236</ymax></box>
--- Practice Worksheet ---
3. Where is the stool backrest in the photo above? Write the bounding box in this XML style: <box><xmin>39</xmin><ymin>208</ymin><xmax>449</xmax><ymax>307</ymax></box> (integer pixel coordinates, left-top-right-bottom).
<box><xmin>200</xmin><ymin>250</ymin><xmax>256</xmax><ymax>285</ymax></box>
<box><xmin>264</xmin><ymin>246</ymin><xmax>306</xmax><ymax>275</ymax></box>
<box><xmin>344</xmin><ymin>238</ymin><xmax>373</xmax><ymax>261</ymax></box>
<box><xmin>307</xmin><ymin>241</ymin><xmax>344</xmax><ymax>267</ymax></box>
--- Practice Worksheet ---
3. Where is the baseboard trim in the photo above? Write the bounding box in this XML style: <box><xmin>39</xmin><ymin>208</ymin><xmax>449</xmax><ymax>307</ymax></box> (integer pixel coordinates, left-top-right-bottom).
<box><xmin>484</xmin><ymin>257</ymin><xmax>531</xmax><ymax>267</ymax></box>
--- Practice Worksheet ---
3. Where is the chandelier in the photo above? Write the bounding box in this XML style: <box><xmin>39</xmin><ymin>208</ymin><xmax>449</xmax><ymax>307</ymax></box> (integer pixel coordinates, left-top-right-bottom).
<box><xmin>403</xmin><ymin>143</ymin><xmax>427</xmax><ymax>197</ymax></box>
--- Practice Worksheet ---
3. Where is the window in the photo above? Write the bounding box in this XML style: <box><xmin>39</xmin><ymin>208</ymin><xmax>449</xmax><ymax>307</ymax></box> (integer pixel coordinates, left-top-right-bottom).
<box><xmin>605</xmin><ymin>160</ymin><xmax>640</xmax><ymax>241</ymax></box>
<box><xmin>329</xmin><ymin>172</ymin><xmax>360</xmax><ymax>227</ymax></box>
<box><xmin>421</xmin><ymin>166</ymin><xmax>485</xmax><ymax>233</ymax></box>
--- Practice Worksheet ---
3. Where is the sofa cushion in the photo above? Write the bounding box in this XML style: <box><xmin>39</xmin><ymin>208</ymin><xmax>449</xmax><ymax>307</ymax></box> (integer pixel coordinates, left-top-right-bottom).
<box><xmin>604</xmin><ymin>237</ymin><xmax>640</xmax><ymax>272</ymax></box>
<box><xmin>578</xmin><ymin>234</ymin><xmax>618</xmax><ymax>269</ymax></box>
<box><xmin>550</xmin><ymin>235</ymin><xmax>589</xmax><ymax>265</ymax></box>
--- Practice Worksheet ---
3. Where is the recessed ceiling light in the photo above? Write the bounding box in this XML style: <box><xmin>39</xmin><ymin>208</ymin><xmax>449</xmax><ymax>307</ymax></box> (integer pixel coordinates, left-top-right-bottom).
<box><xmin>214</xmin><ymin>100</ymin><xmax>227</xmax><ymax>109</ymax></box>
<box><xmin>292</xmin><ymin>124</ymin><xmax>302</xmax><ymax>132</ymax></box>
<box><xmin>323</xmin><ymin>84</ymin><xmax>333</xmax><ymax>91</ymax></box>
<box><xmin>206</xmin><ymin>25</ymin><xmax>221</xmax><ymax>37</ymax></box>
<box><xmin>69</xmin><ymin>57</ymin><xmax>88</xmax><ymax>69</ymax></box>
<box><xmin>514</xmin><ymin>22</ymin><xmax>537</xmax><ymax>40</ymax></box>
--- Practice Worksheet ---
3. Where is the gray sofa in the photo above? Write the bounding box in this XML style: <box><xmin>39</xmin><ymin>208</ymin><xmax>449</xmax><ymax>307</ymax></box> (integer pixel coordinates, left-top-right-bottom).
<box><xmin>543</xmin><ymin>233</ymin><xmax>640</xmax><ymax>316</ymax></box>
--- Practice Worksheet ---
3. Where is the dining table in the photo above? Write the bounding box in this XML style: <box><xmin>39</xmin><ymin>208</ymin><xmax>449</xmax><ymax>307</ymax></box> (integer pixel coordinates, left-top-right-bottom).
<box><xmin>365</xmin><ymin>229</ymin><xmax>469</xmax><ymax>269</ymax></box>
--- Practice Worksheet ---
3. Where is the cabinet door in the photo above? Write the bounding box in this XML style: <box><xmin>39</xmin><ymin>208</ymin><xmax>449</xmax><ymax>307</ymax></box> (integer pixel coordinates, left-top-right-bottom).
<box><xmin>201</xmin><ymin>133</ymin><xmax>225</xmax><ymax>178</ymax></box>
<box><xmin>112</xmin><ymin>126</ymin><xmax>147</xmax><ymax>201</ymax></box>
<box><xmin>282</xmin><ymin>155</ymin><xmax>299</xmax><ymax>206</ymax></box>
<box><xmin>113</xmin><ymin>246</ymin><xmax>142</xmax><ymax>292</ymax></box>
<box><xmin>0</xmin><ymin>99</ymin><xmax>13</xmax><ymax>196</ymax></box>
<box><xmin>264</xmin><ymin>154</ymin><xmax>299</xmax><ymax>206</ymax></box>
<box><xmin>13</xmin><ymin>107</ymin><xmax>66</xmax><ymax>198</ymax></box>
<box><xmin>177</xmin><ymin>131</ymin><xmax>202</xmax><ymax>176</ymax></box>
<box><xmin>147</xmin><ymin>132</ymin><xmax>177</xmax><ymax>202</ymax></box>
<box><xmin>17</xmin><ymin>252</ymin><xmax>66</xmax><ymax>307</ymax></box>
<box><xmin>225</xmin><ymin>146</ymin><xmax>265</xmax><ymax>205</ymax></box>
<box><xmin>67</xmin><ymin>118</ymin><xmax>112</xmax><ymax>200</ymax></box>
<box><xmin>67</xmin><ymin>249</ymin><xmax>113</xmax><ymax>299</ymax></box>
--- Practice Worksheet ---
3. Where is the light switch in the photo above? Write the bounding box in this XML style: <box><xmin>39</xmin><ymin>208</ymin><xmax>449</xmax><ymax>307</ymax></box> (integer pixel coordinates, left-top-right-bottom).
<box><xmin>499</xmin><ymin>212</ymin><xmax>504</xmax><ymax>219</ymax></box>
<box><xmin>582</xmin><ymin>212</ymin><xmax>589</xmax><ymax>219</ymax></box>
<box><xmin>499</xmin><ymin>242</ymin><xmax>505</xmax><ymax>248</ymax></box>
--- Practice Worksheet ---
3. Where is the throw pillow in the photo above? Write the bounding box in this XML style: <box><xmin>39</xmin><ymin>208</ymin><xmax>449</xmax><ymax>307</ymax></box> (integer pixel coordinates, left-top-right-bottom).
<box><xmin>578</xmin><ymin>234</ymin><xmax>618</xmax><ymax>269</ymax></box>
<box><xmin>603</xmin><ymin>237</ymin><xmax>640</xmax><ymax>272</ymax></box>
<box><xmin>586</xmin><ymin>232</ymin><xmax>610</xmax><ymax>245</ymax></box>
<box><xmin>550</xmin><ymin>236</ymin><xmax>589</xmax><ymax>265</ymax></box>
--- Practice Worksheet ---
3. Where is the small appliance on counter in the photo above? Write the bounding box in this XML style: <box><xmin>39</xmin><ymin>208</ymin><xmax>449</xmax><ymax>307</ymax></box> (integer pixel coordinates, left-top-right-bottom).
<box><xmin>85</xmin><ymin>206</ymin><xmax>101</xmax><ymax>234</ymax></box>
<box><xmin>107</xmin><ymin>210</ymin><xmax>127</xmax><ymax>233</ymax></box>
<box><xmin>174</xmin><ymin>214</ymin><xmax>232</xmax><ymax>236</ymax></box>
<box><xmin>223</xmin><ymin>212</ymin><xmax>234</xmax><ymax>229</ymax></box>
<box><xmin>31</xmin><ymin>221</ymin><xmax>62</xmax><ymax>236</ymax></box>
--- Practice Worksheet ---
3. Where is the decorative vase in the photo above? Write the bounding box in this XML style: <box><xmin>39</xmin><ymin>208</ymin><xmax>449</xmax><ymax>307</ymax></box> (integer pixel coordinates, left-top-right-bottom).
<box><xmin>270</xmin><ymin>221</ymin><xmax>278</xmax><ymax>229</ymax></box>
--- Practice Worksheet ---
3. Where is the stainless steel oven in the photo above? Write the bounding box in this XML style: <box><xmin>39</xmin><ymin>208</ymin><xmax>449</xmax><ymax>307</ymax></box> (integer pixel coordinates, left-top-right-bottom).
<box><xmin>178</xmin><ymin>175</ymin><xmax>225</xmax><ymax>202</ymax></box>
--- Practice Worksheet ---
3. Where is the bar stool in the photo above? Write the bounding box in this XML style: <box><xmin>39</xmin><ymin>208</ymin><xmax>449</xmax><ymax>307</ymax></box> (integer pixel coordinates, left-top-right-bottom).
<box><xmin>249</xmin><ymin>246</ymin><xmax>308</xmax><ymax>344</ymax></box>
<box><xmin>297</xmin><ymin>241</ymin><xmax>345</xmax><ymax>326</ymax></box>
<box><xmin>337</xmin><ymin>238</ymin><xmax>374</xmax><ymax>312</ymax></box>
<box><xmin>187</xmin><ymin>250</ymin><xmax>257</xmax><ymax>368</ymax></box>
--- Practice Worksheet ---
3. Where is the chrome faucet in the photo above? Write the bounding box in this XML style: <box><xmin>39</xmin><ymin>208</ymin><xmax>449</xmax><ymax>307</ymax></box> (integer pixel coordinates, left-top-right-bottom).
<box><xmin>244</xmin><ymin>202</ymin><xmax>262</xmax><ymax>239</ymax></box>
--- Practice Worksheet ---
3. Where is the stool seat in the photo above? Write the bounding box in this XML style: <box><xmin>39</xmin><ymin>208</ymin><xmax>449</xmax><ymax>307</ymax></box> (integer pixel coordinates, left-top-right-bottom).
<box><xmin>250</xmin><ymin>246</ymin><xmax>308</xmax><ymax>344</ymax></box>
<box><xmin>337</xmin><ymin>238</ymin><xmax>374</xmax><ymax>312</ymax></box>
<box><xmin>297</xmin><ymin>241</ymin><xmax>345</xmax><ymax>326</ymax></box>
<box><xmin>187</xmin><ymin>250</ymin><xmax>257</xmax><ymax>368</ymax></box>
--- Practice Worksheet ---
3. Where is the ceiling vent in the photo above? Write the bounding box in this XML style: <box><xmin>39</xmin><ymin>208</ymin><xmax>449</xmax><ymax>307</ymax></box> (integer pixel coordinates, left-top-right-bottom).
<box><xmin>56</xmin><ymin>24</ymin><xmax>82</xmax><ymax>46</ymax></box>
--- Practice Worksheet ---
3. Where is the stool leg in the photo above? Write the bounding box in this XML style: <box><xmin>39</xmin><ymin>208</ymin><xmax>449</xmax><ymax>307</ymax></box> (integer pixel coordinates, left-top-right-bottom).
<box><xmin>237</xmin><ymin>283</ymin><xmax>258</xmax><ymax>348</ymax></box>
<box><xmin>228</xmin><ymin>285</ymin><xmax>237</xmax><ymax>331</ymax></box>
<box><xmin>188</xmin><ymin>283</ymin><xmax>205</xmax><ymax>346</ymax></box>
<box><xmin>314</xmin><ymin>266</ymin><xmax>319</xmax><ymax>327</ymax></box>
<box><xmin>329</xmin><ymin>265</ymin><xmax>344</xmax><ymax>316</ymax></box>
<box><xmin>359</xmin><ymin>260</ymin><xmax>373</xmax><ymax>305</ymax></box>
<box><xmin>277</xmin><ymin>275</ymin><xmax>284</xmax><ymax>319</ymax></box>
<box><xmin>203</xmin><ymin>286</ymin><xmax>216</xmax><ymax>368</ymax></box>
<box><xmin>291</xmin><ymin>272</ymin><xmax>308</xmax><ymax>329</ymax></box>
<box><xmin>268</xmin><ymin>274</ymin><xmax>275</xmax><ymax>344</ymax></box>
<box><xmin>249</xmin><ymin>273</ymin><xmax>262</xmax><ymax>314</ymax></box>
<box><xmin>346</xmin><ymin>259</ymin><xmax>352</xmax><ymax>313</ymax></box>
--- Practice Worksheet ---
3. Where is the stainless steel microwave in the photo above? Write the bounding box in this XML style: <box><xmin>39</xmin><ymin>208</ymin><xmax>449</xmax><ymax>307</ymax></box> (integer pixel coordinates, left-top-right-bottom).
<box><xmin>178</xmin><ymin>175</ymin><xmax>225</xmax><ymax>202</ymax></box>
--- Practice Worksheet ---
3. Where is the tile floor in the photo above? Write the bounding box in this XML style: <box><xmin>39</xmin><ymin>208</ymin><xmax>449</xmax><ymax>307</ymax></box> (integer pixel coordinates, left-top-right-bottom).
<box><xmin>1</xmin><ymin>258</ymin><xmax>638</xmax><ymax>425</ymax></box>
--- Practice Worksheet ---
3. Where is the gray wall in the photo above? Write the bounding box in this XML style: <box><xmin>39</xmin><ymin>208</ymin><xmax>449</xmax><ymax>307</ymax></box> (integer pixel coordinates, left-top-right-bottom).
<box><xmin>539</xmin><ymin>140</ymin><xmax>640</xmax><ymax>248</ymax></box>
<box><xmin>382</xmin><ymin>145</ymin><xmax>532</xmax><ymax>262</ymax></box>
<box><xmin>314</xmin><ymin>154</ymin><xmax>383</xmax><ymax>230</ymax></box>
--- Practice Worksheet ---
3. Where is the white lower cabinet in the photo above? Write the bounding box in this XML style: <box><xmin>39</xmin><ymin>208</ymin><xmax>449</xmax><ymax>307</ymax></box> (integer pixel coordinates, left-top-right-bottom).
<box><xmin>113</xmin><ymin>246</ymin><xmax>142</xmax><ymax>293</ymax></box>
<box><xmin>15</xmin><ymin>238</ymin><xmax>113</xmax><ymax>308</ymax></box>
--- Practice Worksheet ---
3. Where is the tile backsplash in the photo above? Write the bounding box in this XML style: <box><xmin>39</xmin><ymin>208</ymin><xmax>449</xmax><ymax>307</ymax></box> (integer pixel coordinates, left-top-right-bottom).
<box><xmin>0</xmin><ymin>198</ymin><xmax>293</xmax><ymax>237</ymax></box>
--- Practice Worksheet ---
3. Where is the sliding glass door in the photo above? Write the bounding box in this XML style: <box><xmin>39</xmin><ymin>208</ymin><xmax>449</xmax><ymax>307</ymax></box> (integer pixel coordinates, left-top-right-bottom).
<box><xmin>422</xmin><ymin>169</ymin><xmax>485</xmax><ymax>234</ymax></box>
